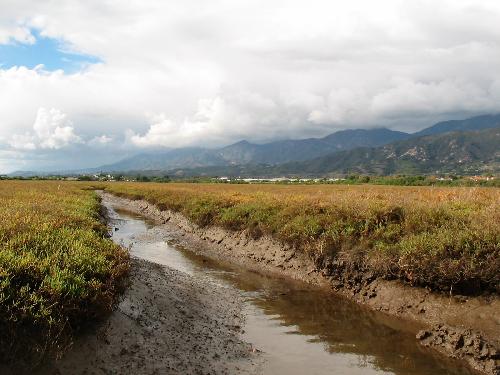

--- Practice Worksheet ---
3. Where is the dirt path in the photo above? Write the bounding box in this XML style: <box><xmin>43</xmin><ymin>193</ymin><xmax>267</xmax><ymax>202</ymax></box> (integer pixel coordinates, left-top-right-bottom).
<box><xmin>35</xmin><ymin>258</ymin><xmax>260</xmax><ymax>375</ymax></box>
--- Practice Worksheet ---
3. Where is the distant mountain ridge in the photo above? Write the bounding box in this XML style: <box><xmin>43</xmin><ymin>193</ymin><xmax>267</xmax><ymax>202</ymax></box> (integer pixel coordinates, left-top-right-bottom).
<box><xmin>93</xmin><ymin>114</ymin><xmax>499</xmax><ymax>173</ymax></box>
<box><xmin>95</xmin><ymin>128</ymin><xmax>411</xmax><ymax>172</ymax></box>
<box><xmin>271</xmin><ymin>127</ymin><xmax>500</xmax><ymax>176</ymax></box>
<box><xmin>216</xmin><ymin>128</ymin><xmax>410</xmax><ymax>165</ymax></box>
<box><xmin>413</xmin><ymin>114</ymin><xmax>500</xmax><ymax>137</ymax></box>
<box><xmin>97</xmin><ymin>147</ymin><xmax>227</xmax><ymax>171</ymax></box>
<box><xmin>7</xmin><ymin>114</ymin><xmax>500</xmax><ymax>177</ymax></box>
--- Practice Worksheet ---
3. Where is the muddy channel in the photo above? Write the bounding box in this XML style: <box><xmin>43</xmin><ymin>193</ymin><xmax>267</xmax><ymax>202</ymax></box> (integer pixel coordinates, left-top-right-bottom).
<box><xmin>37</xmin><ymin>198</ymin><xmax>478</xmax><ymax>375</ymax></box>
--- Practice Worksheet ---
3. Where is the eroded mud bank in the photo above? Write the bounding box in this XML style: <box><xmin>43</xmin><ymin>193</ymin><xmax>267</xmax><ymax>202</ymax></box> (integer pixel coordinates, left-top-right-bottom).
<box><xmin>99</xmin><ymin>192</ymin><xmax>499</xmax><ymax>375</ymax></box>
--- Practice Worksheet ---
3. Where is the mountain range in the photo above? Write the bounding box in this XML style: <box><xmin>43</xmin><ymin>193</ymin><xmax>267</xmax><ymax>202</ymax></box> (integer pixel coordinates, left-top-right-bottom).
<box><xmin>96</xmin><ymin>128</ymin><xmax>411</xmax><ymax>172</ymax></box>
<box><xmin>7</xmin><ymin>113</ymin><xmax>500</xmax><ymax>177</ymax></box>
<box><xmin>137</xmin><ymin>126</ymin><xmax>498</xmax><ymax>178</ymax></box>
<box><xmin>95</xmin><ymin>114</ymin><xmax>500</xmax><ymax>175</ymax></box>
<box><xmin>271</xmin><ymin>127</ymin><xmax>500</xmax><ymax>176</ymax></box>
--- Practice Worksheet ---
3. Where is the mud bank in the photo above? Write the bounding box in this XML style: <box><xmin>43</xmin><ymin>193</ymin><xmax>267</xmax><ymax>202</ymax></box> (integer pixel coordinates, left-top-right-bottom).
<box><xmin>100</xmin><ymin>192</ymin><xmax>499</xmax><ymax>375</ymax></box>
<box><xmin>33</xmin><ymin>258</ymin><xmax>259</xmax><ymax>375</ymax></box>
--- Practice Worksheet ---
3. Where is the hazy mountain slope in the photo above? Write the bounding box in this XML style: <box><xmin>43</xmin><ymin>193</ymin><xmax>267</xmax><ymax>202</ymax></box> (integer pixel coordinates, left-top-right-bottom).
<box><xmin>5</xmin><ymin>171</ymin><xmax>42</xmax><ymax>177</ymax></box>
<box><xmin>97</xmin><ymin>128</ymin><xmax>410</xmax><ymax>171</ymax></box>
<box><xmin>273</xmin><ymin>127</ymin><xmax>500</xmax><ymax>176</ymax></box>
<box><xmin>414</xmin><ymin>114</ymin><xmax>500</xmax><ymax>137</ymax></box>
<box><xmin>96</xmin><ymin>148</ymin><xmax>226</xmax><ymax>172</ymax></box>
<box><xmin>96</xmin><ymin>114</ymin><xmax>500</xmax><ymax>172</ymax></box>
<box><xmin>218</xmin><ymin>128</ymin><xmax>411</xmax><ymax>165</ymax></box>
<box><xmin>321</xmin><ymin>128</ymin><xmax>410</xmax><ymax>148</ymax></box>
<box><xmin>217</xmin><ymin>138</ymin><xmax>333</xmax><ymax>164</ymax></box>
<box><xmin>149</xmin><ymin>128</ymin><xmax>499</xmax><ymax>178</ymax></box>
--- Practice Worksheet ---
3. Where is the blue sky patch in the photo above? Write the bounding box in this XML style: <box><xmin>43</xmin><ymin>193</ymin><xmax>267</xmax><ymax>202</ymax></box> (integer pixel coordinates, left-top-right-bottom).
<box><xmin>0</xmin><ymin>29</ymin><xmax>101</xmax><ymax>73</ymax></box>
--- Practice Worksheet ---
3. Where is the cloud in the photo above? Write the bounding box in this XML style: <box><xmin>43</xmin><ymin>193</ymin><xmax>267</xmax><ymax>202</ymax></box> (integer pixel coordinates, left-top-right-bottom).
<box><xmin>0</xmin><ymin>25</ymin><xmax>35</xmax><ymax>45</ymax></box>
<box><xmin>129</xmin><ymin>116</ymin><xmax>176</xmax><ymax>148</ymax></box>
<box><xmin>89</xmin><ymin>135</ymin><xmax>113</xmax><ymax>146</ymax></box>
<box><xmin>8</xmin><ymin>133</ymin><xmax>36</xmax><ymax>150</ymax></box>
<box><xmin>1</xmin><ymin>0</ymin><xmax>500</xmax><ymax>170</ymax></box>
<box><xmin>130</xmin><ymin>92</ymin><xmax>285</xmax><ymax>147</ymax></box>
<box><xmin>9</xmin><ymin>107</ymin><xmax>81</xmax><ymax>150</ymax></box>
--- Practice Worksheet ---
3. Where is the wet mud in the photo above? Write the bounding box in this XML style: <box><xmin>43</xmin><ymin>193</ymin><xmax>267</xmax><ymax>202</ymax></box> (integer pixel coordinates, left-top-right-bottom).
<box><xmin>34</xmin><ymin>257</ymin><xmax>259</xmax><ymax>375</ymax></box>
<box><xmin>98</xmin><ymin>192</ymin><xmax>499</xmax><ymax>375</ymax></box>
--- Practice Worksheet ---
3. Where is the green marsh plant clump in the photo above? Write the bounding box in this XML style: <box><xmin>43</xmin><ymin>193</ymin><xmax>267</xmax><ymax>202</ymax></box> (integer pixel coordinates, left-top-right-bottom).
<box><xmin>0</xmin><ymin>181</ymin><xmax>129</xmax><ymax>366</ymax></box>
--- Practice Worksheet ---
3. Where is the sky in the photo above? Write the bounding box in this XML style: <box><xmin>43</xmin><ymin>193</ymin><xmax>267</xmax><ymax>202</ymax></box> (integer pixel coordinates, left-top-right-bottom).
<box><xmin>1</xmin><ymin>0</ymin><xmax>500</xmax><ymax>173</ymax></box>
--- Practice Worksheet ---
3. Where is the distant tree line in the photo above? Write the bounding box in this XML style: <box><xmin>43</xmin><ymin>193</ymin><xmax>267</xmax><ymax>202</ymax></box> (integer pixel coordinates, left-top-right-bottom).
<box><xmin>1</xmin><ymin>173</ymin><xmax>498</xmax><ymax>187</ymax></box>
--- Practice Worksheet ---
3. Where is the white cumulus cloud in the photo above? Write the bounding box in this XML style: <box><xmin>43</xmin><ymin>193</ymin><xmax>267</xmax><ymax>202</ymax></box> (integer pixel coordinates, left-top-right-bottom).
<box><xmin>9</xmin><ymin>108</ymin><xmax>81</xmax><ymax>150</ymax></box>
<box><xmin>0</xmin><ymin>24</ymin><xmax>35</xmax><ymax>45</ymax></box>
<box><xmin>8</xmin><ymin>133</ymin><xmax>36</xmax><ymax>150</ymax></box>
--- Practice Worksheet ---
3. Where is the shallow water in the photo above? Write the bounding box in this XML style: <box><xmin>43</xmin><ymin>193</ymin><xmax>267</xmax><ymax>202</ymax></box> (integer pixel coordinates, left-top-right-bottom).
<box><xmin>109</xmin><ymin>206</ymin><xmax>472</xmax><ymax>375</ymax></box>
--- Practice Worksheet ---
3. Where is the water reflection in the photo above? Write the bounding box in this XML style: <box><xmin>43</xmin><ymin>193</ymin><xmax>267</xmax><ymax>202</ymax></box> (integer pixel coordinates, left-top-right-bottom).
<box><xmin>108</xmin><ymin>205</ymin><xmax>472</xmax><ymax>375</ymax></box>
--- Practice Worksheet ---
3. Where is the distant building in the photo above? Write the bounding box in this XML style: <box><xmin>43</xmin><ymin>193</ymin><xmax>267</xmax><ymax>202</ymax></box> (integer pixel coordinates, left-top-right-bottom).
<box><xmin>469</xmin><ymin>175</ymin><xmax>495</xmax><ymax>181</ymax></box>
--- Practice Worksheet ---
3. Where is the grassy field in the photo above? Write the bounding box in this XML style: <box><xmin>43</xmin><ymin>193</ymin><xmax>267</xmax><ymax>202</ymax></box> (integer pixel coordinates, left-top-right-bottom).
<box><xmin>0</xmin><ymin>181</ymin><xmax>129</xmax><ymax>365</ymax></box>
<box><xmin>1</xmin><ymin>180</ymin><xmax>497</xmax><ymax>365</ymax></box>
<box><xmin>102</xmin><ymin>182</ymin><xmax>499</xmax><ymax>294</ymax></box>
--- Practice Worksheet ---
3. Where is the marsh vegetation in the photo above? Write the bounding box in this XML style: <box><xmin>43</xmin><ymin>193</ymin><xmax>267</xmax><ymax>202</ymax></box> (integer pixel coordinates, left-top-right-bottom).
<box><xmin>1</xmin><ymin>180</ymin><xmax>498</xmax><ymax>370</ymax></box>
<box><xmin>0</xmin><ymin>181</ymin><xmax>129</xmax><ymax>366</ymax></box>
<box><xmin>102</xmin><ymin>182</ymin><xmax>499</xmax><ymax>294</ymax></box>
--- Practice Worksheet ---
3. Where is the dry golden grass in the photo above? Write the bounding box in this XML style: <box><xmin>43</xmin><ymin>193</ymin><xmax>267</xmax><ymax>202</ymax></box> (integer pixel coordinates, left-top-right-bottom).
<box><xmin>103</xmin><ymin>182</ymin><xmax>499</xmax><ymax>294</ymax></box>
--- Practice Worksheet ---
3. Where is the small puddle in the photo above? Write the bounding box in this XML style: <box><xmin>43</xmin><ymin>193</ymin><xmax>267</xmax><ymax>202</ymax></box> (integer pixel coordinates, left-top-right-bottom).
<box><xmin>109</xmin><ymin>206</ymin><xmax>473</xmax><ymax>375</ymax></box>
